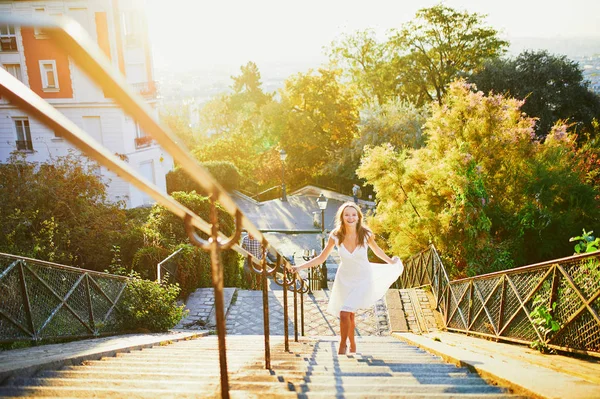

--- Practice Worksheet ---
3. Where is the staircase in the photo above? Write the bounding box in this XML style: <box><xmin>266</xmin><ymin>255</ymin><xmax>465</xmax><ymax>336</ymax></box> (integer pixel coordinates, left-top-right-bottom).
<box><xmin>0</xmin><ymin>335</ymin><xmax>525</xmax><ymax>398</ymax></box>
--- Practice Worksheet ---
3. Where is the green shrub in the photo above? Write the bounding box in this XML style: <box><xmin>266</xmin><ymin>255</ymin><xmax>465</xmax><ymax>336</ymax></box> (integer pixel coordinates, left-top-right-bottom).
<box><xmin>118</xmin><ymin>275</ymin><xmax>187</xmax><ymax>332</ymax></box>
<box><xmin>134</xmin><ymin>191</ymin><xmax>242</xmax><ymax>295</ymax></box>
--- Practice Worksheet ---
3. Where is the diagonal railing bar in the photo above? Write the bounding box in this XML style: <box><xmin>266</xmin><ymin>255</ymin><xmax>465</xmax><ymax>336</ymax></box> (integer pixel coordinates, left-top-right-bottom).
<box><xmin>22</xmin><ymin>263</ymin><xmax>94</xmax><ymax>336</ymax></box>
<box><xmin>497</xmin><ymin>268</ymin><xmax>554</xmax><ymax>337</ymax></box>
<box><xmin>0</xmin><ymin>308</ymin><xmax>32</xmax><ymax>337</ymax></box>
<box><xmin>86</xmin><ymin>274</ymin><xmax>127</xmax><ymax>321</ymax></box>
<box><xmin>0</xmin><ymin>258</ymin><xmax>19</xmax><ymax>281</ymax></box>
<box><xmin>498</xmin><ymin>276</ymin><xmax>507</xmax><ymax>333</ymax></box>
<box><xmin>469</xmin><ymin>279</ymin><xmax>501</xmax><ymax>335</ymax></box>
<box><xmin>556</xmin><ymin>265</ymin><xmax>600</xmax><ymax>325</ymax></box>
<box><xmin>84</xmin><ymin>275</ymin><xmax>96</xmax><ymax>333</ymax></box>
<box><xmin>446</xmin><ymin>281</ymin><xmax>470</xmax><ymax>330</ymax></box>
<box><xmin>549</xmin><ymin>289</ymin><xmax>600</xmax><ymax>347</ymax></box>
<box><xmin>502</xmin><ymin>276</ymin><xmax>546</xmax><ymax>342</ymax></box>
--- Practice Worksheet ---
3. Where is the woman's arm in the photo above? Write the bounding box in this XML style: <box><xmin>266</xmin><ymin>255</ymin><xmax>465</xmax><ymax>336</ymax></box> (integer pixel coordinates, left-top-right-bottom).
<box><xmin>367</xmin><ymin>235</ymin><xmax>399</xmax><ymax>264</ymax></box>
<box><xmin>290</xmin><ymin>236</ymin><xmax>336</xmax><ymax>272</ymax></box>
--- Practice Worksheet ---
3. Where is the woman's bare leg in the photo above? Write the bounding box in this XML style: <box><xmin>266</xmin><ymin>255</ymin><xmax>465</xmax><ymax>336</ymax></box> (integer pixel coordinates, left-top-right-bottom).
<box><xmin>348</xmin><ymin>312</ymin><xmax>356</xmax><ymax>353</ymax></box>
<box><xmin>339</xmin><ymin>311</ymin><xmax>351</xmax><ymax>354</ymax></box>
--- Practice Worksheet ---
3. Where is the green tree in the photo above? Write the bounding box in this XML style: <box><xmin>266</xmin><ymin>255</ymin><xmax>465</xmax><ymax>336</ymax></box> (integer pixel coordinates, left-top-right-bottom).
<box><xmin>194</xmin><ymin>62</ymin><xmax>281</xmax><ymax>191</ymax></box>
<box><xmin>0</xmin><ymin>152</ymin><xmax>126</xmax><ymax>271</ymax></box>
<box><xmin>329</xmin><ymin>4</ymin><xmax>507</xmax><ymax>106</ymax></box>
<box><xmin>326</xmin><ymin>99</ymin><xmax>429</xmax><ymax>181</ymax></box>
<box><xmin>358</xmin><ymin>81</ymin><xmax>600</xmax><ymax>277</ymax></box>
<box><xmin>469</xmin><ymin>50</ymin><xmax>600</xmax><ymax>138</ymax></box>
<box><xmin>230</xmin><ymin>61</ymin><xmax>272</xmax><ymax>111</ymax></box>
<box><xmin>389</xmin><ymin>4</ymin><xmax>508</xmax><ymax>105</ymax></box>
<box><xmin>328</xmin><ymin>29</ymin><xmax>400</xmax><ymax>106</ymax></box>
<box><xmin>274</xmin><ymin>68</ymin><xmax>359</xmax><ymax>185</ymax></box>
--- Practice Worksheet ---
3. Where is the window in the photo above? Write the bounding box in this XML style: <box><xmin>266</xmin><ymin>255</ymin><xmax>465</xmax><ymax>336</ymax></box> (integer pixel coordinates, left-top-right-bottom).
<box><xmin>34</xmin><ymin>8</ymin><xmax>49</xmax><ymax>38</ymax></box>
<box><xmin>39</xmin><ymin>60</ymin><xmax>59</xmax><ymax>91</ymax></box>
<box><xmin>122</xmin><ymin>11</ymin><xmax>141</xmax><ymax>46</ymax></box>
<box><xmin>3</xmin><ymin>64</ymin><xmax>22</xmax><ymax>82</ymax></box>
<box><xmin>14</xmin><ymin>118</ymin><xmax>33</xmax><ymax>151</ymax></box>
<box><xmin>0</xmin><ymin>24</ymin><xmax>17</xmax><ymax>52</ymax></box>
<box><xmin>134</xmin><ymin>123</ymin><xmax>152</xmax><ymax>148</ymax></box>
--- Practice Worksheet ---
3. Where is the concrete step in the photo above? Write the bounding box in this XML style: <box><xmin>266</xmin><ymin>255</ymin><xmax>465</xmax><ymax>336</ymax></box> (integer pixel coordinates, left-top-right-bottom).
<box><xmin>5</xmin><ymin>378</ymin><xmax>510</xmax><ymax>394</ymax></box>
<box><xmin>0</xmin><ymin>335</ymin><xmax>522</xmax><ymax>398</ymax></box>
<box><xmin>30</xmin><ymin>370</ymin><xmax>493</xmax><ymax>386</ymax></box>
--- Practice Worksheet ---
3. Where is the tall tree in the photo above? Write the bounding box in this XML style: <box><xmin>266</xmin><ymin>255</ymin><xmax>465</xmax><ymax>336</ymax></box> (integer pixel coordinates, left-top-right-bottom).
<box><xmin>230</xmin><ymin>61</ymin><xmax>272</xmax><ymax>110</ymax></box>
<box><xmin>329</xmin><ymin>4</ymin><xmax>507</xmax><ymax>106</ymax></box>
<box><xmin>469</xmin><ymin>50</ymin><xmax>600</xmax><ymax>138</ymax></box>
<box><xmin>329</xmin><ymin>29</ymin><xmax>400</xmax><ymax>106</ymax></box>
<box><xmin>389</xmin><ymin>4</ymin><xmax>508</xmax><ymax>105</ymax></box>
<box><xmin>274</xmin><ymin>68</ymin><xmax>359</xmax><ymax>185</ymax></box>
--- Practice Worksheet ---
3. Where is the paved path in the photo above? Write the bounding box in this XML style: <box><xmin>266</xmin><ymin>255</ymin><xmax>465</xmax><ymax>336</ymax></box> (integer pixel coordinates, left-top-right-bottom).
<box><xmin>233</xmin><ymin>186</ymin><xmax>374</xmax><ymax>232</ymax></box>
<box><xmin>175</xmin><ymin>285</ymin><xmax>390</xmax><ymax>337</ymax></box>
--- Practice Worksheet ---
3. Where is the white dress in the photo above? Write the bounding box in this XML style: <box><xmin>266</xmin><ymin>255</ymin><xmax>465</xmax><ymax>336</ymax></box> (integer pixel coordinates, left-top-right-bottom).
<box><xmin>326</xmin><ymin>234</ymin><xmax>404</xmax><ymax>316</ymax></box>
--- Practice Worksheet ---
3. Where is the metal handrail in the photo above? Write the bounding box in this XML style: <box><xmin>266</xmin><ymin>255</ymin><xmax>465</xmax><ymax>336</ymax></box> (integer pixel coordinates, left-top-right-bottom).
<box><xmin>0</xmin><ymin>14</ymin><xmax>308</xmax><ymax>399</ymax></box>
<box><xmin>398</xmin><ymin>244</ymin><xmax>600</xmax><ymax>357</ymax></box>
<box><xmin>156</xmin><ymin>247</ymin><xmax>184</xmax><ymax>282</ymax></box>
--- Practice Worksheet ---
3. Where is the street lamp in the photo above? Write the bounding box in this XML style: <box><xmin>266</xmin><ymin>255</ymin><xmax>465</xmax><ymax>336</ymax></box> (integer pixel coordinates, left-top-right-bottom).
<box><xmin>280</xmin><ymin>149</ymin><xmax>287</xmax><ymax>202</ymax></box>
<box><xmin>316</xmin><ymin>193</ymin><xmax>328</xmax><ymax>288</ymax></box>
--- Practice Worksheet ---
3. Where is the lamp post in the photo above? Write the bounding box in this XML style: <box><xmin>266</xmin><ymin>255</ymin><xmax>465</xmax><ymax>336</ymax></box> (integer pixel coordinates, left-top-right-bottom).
<box><xmin>316</xmin><ymin>193</ymin><xmax>328</xmax><ymax>288</ymax></box>
<box><xmin>280</xmin><ymin>149</ymin><xmax>287</xmax><ymax>202</ymax></box>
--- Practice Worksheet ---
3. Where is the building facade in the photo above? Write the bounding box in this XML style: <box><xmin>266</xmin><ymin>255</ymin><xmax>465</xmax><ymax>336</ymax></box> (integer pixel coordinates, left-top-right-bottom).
<box><xmin>0</xmin><ymin>0</ymin><xmax>173</xmax><ymax>208</ymax></box>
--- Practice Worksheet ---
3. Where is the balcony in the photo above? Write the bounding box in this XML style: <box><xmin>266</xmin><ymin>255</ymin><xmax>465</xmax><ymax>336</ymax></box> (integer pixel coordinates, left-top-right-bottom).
<box><xmin>15</xmin><ymin>140</ymin><xmax>33</xmax><ymax>151</ymax></box>
<box><xmin>131</xmin><ymin>81</ymin><xmax>157</xmax><ymax>100</ymax></box>
<box><xmin>134</xmin><ymin>135</ymin><xmax>153</xmax><ymax>149</ymax></box>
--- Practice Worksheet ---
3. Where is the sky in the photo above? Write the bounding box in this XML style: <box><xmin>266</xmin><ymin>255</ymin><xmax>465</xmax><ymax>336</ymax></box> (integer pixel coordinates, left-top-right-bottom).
<box><xmin>145</xmin><ymin>0</ymin><xmax>600</xmax><ymax>72</ymax></box>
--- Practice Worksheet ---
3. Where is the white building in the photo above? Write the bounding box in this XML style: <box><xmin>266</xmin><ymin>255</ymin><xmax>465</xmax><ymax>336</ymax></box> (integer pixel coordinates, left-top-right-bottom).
<box><xmin>0</xmin><ymin>0</ymin><xmax>173</xmax><ymax>208</ymax></box>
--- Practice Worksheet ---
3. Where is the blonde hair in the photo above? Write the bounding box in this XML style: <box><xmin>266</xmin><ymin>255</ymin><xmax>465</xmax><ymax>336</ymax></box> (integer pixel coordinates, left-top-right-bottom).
<box><xmin>332</xmin><ymin>202</ymin><xmax>372</xmax><ymax>247</ymax></box>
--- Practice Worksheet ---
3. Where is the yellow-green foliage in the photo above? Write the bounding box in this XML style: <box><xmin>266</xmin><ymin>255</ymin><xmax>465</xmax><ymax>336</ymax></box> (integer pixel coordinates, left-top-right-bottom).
<box><xmin>359</xmin><ymin>81</ymin><xmax>600</xmax><ymax>277</ymax></box>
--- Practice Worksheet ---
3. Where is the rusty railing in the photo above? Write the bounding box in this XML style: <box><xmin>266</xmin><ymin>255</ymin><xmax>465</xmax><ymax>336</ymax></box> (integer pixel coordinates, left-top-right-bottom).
<box><xmin>0</xmin><ymin>14</ymin><xmax>308</xmax><ymax>399</ymax></box>
<box><xmin>0</xmin><ymin>253</ymin><xmax>128</xmax><ymax>343</ymax></box>
<box><xmin>397</xmin><ymin>244</ymin><xmax>600</xmax><ymax>357</ymax></box>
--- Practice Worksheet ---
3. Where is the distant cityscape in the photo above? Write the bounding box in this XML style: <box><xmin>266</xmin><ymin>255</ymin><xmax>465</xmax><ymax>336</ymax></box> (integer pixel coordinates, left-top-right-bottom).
<box><xmin>155</xmin><ymin>37</ymin><xmax>600</xmax><ymax>126</ymax></box>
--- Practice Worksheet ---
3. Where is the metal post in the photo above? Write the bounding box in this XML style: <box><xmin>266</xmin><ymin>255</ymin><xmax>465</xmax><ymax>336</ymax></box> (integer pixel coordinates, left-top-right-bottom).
<box><xmin>320</xmin><ymin>209</ymin><xmax>327</xmax><ymax>289</ymax></box>
<box><xmin>184</xmin><ymin>204</ymin><xmax>242</xmax><ymax>399</ymax></box>
<box><xmin>282</xmin><ymin>256</ymin><xmax>289</xmax><ymax>352</ymax></box>
<box><xmin>281</xmin><ymin>160</ymin><xmax>287</xmax><ymax>202</ymax></box>
<box><xmin>261</xmin><ymin>241</ymin><xmax>271</xmax><ymax>369</ymax></box>
<box><xmin>293</xmin><ymin>281</ymin><xmax>299</xmax><ymax>342</ymax></box>
<box><xmin>301</xmin><ymin>287</ymin><xmax>305</xmax><ymax>336</ymax></box>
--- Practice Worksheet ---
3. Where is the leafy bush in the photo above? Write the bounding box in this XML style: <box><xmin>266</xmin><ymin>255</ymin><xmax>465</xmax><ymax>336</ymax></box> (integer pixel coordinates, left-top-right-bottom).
<box><xmin>570</xmin><ymin>229</ymin><xmax>600</xmax><ymax>254</ymax></box>
<box><xmin>117</xmin><ymin>275</ymin><xmax>187</xmax><ymax>332</ymax></box>
<box><xmin>166</xmin><ymin>161</ymin><xmax>241</xmax><ymax>193</ymax></box>
<box><xmin>0</xmin><ymin>152</ymin><xmax>127</xmax><ymax>271</ymax></box>
<box><xmin>134</xmin><ymin>191</ymin><xmax>242</xmax><ymax>295</ymax></box>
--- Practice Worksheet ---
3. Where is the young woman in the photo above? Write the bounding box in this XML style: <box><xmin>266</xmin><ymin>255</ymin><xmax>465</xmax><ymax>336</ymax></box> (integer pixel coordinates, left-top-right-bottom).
<box><xmin>291</xmin><ymin>202</ymin><xmax>403</xmax><ymax>355</ymax></box>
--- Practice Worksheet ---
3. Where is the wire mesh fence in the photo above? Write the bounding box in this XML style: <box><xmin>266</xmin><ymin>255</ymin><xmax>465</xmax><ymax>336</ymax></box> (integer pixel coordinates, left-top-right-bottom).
<box><xmin>0</xmin><ymin>253</ymin><xmax>128</xmax><ymax>343</ymax></box>
<box><xmin>397</xmin><ymin>245</ymin><xmax>600</xmax><ymax>356</ymax></box>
